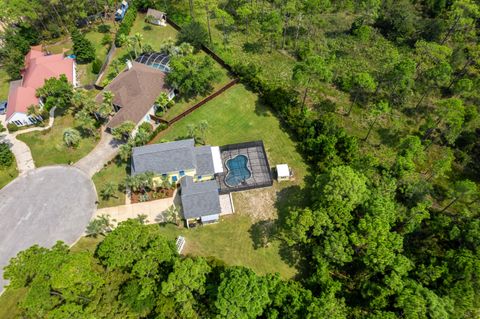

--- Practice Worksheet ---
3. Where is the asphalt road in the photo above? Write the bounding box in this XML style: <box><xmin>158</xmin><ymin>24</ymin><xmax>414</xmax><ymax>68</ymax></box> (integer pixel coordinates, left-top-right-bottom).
<box><xmin>0</xmin><ymin>166</ymin><xmax>97</xmax><ymax>291</ymax></box>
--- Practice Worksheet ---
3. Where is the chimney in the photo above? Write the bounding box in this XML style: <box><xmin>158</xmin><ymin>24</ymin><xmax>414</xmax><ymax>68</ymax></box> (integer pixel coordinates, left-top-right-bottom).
<box><xmin>126</xmin><ymin>60</ymin><xmax>133</xmax><ymax>70</ymax></box>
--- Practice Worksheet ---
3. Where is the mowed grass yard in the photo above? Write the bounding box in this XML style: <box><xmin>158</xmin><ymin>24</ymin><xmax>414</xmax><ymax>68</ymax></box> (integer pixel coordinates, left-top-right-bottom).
<box><xmin>92</xmin><ymin>158</ymin><xmax>128</xmax><ymax>208</ymax></box>
<box><xmin>16</xmin><ymin>111</ymin><xmax>99</xmax><ymax>167</ymax></box>
<box><xmin>0</xmin><ymin>69</ymin><xmax>10</xmax><ymax>101</ymax></box>
<box><xmin>0</xmin><ymin>161</ymin><xmax>18</xmax><ymax>189</ymax></box>
<box><xmin>150</xmin><ymin>83</ymin><xmax>308</xmax><ymax>277</ymax></box>
<box><xmin>153</xmin><ymin>84</ymin><xmax>307</xmax><ymax>180</ymax></box>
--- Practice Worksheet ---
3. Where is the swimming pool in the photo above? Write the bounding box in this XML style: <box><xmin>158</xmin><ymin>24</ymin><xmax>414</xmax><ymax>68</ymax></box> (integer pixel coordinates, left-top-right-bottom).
<box><xmin>225</xmin><ymin>155</ymin><xmax>252</xmax><ymax>187</ymax></box>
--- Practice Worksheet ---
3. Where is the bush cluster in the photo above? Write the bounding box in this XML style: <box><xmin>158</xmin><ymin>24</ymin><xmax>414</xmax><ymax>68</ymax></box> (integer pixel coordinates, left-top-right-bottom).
<box><xmin>71</xmin><ymin>28</ymin><xmax>95</xmax><ymax>64</ymax></box>
<box><xmin>114</xmin><ymin>5</ymin><xmax>137</xmax><ymax>47</ymax></box>
<box><xmin>0</xmin><ymin>143</ymin><xmax>14</xmax><ymax>168</ymax></box>
<box><xmin>91</xmin><ymin>58</ymin><xmax>102</xmax><ymax>74</ymax></box>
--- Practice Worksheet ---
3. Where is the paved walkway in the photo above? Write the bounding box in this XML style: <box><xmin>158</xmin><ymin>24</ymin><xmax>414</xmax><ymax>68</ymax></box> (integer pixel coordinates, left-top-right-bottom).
<box><xmin>74</xmin><ymin>129</ymin><xmax>123</xmax><ymax>177</ymax></box>
<box><xmin>0</xmin><ymin>108</ymin><xmax>56</xmax><ymax>175</ymax></box>
<box><xmin>94</xmin><ymin>192</ymin><xmax>176</xmax><ymax>226</ymax></box>
<box><xmin>0</xmin><ymin>166</ymin><xmax>97</xmax><ymax>290</ymax></box>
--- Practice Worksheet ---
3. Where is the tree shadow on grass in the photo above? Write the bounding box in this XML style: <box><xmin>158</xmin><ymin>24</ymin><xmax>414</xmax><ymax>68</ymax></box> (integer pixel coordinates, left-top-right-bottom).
<box><xmin>242</xmin><ymin>41</ymin><xmax>264</xmax><ymax>54</ymax></box>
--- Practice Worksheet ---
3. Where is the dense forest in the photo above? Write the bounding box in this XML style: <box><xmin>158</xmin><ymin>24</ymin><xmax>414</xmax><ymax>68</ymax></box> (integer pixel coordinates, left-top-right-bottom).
<box><xmin>1</xmin><ymin>0</ymin><xmax>479</xmax><ymax>318</ymax></box>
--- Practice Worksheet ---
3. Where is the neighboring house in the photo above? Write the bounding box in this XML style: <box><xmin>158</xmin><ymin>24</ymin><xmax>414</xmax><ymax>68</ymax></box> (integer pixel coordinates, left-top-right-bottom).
<box><xmin>146</xmin><ymin>8</ymin><xmax>167</xmax><ymax>26</ymax></box>
<box><xmin>5</xmin><ymin>45</ymin><xmax>76</xmax><ymax>127</ymax></box>
<box><xmin>97</xmin><ymin>61</ymin><xmax>175</xmax><ymax>131</ymax></box>
<box><xmin>115</xmin><ymin>0</ymin><xmax>129</xmax><ymax>21</ymax></box>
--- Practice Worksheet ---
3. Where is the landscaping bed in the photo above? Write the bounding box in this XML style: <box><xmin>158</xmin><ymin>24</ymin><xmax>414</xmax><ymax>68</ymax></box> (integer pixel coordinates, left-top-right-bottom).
<box><xmin>130</xmin><ymin>187</ymin><xmax>174</xmax><ymax>204</ymax></box>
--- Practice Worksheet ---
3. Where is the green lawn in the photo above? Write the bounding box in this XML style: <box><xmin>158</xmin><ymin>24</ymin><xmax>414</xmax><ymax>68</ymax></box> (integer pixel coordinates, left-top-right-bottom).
<box><xmin>0</xmin><ymin>161</ymin><xmax>18</xmax><ymax>189</ymax></box>
<box><xmin>92</xmin><ymin>158</ymin><xmax>128</xmax><ymax>208</ymax></box>
<box><xmin>0</xmin><ymin>69</ymin><xmax>10</xmax><ymax>101</ymax></box>
<box><xmin>153</xmin><ymin>83</ymin><xmax>308</xmax><ymax>180</ymax></box>
<box><xmin>0</xmin><ymin>287</ymin><xmax>27</xmax><ymax>319</ymax></box>
<box><xmin>16</xmin><ymin>111</ymin><xmax>99</xmax><ymax>167</ymax></box>
<box><xmin>163</xmin><ymin>66</ymin><xmax>232</xmax><ymax>121</ymax></box>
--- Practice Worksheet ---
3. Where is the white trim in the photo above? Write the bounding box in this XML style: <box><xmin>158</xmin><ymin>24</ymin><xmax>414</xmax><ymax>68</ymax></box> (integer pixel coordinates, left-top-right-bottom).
<box><xmin>211</xmin><ymin>146</ymin><xmax>223</xmax><ymax>173</ymax></box>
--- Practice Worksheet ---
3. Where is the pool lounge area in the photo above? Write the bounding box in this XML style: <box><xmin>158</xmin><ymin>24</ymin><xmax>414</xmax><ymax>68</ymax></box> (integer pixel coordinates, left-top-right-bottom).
<box><xmin>216</xmin><ymin>141</ymin><xmax>273</xmax><ymax>194</ymax></box>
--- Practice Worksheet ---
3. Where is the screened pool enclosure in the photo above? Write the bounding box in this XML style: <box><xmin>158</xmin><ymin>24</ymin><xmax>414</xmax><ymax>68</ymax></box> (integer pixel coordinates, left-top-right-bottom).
<box><xmin>135</xmin><ymin>52</ymin><xmax>171</xmax><ymax>72</ymax></box>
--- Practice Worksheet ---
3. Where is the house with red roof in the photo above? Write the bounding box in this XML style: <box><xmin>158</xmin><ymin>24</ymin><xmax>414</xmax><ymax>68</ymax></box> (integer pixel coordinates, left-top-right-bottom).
<box><xmin>5</xmin><ymin>45</ymin><xmax>77</xmax><ymax>126</ymax></box>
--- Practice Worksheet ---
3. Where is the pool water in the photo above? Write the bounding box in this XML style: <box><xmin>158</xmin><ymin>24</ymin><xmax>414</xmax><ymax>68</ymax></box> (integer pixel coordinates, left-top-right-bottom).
<box><xmin>225</xmin><ymin>155</ymin><xmax>251</xmax><ymax>186</ymax></box>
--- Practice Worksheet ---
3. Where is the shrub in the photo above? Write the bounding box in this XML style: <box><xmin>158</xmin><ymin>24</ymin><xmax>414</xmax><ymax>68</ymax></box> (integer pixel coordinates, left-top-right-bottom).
<box><xmin>114</xmin><ymin>5</ymin><xmax>137</xmax><ymax>47</ymax></box>
<box><xmin>63</xmin><ymin>128</ymin><xmax>81</xmax><ymax>148</ymax></box>
<box><xmin>92</xmin><ymin>58</ymin><xmax>103</xmax><ymax>74</ymax></box>
<box><xmin>101</xmin><ymin>33</ymin><xmax>112</xmax><ymax>46</ymax></box>
<box><xmin>0</xmin><ymin>123</ymin><xmax>5</xmax><ymax>132</ymax></box>
<box><xmin>0</xmin><ymin>143</ymin><xmax>14</xmax><ymax>168</ymax></box>
<box><xmin>143</xmin><ymin>25</ymin><xmax>152</xmax><ymax>31</ymax></box>
<box><xmin>7</xmin><ymin>123</ymin><xmax>19</xmax><ymax>133</ymax></box>
<box><xmin>138</xmin><ymin>122</ymin><xmax>153</xmax><ymax>134</ymax></box>
<box><xmin>177</xmin><ymin>21</ymin><xmax>208</xmax><ymax>51</ymax></box>
<box><xmin>97</xmin><ymin>24</ymin><xmax>111</xmax><ymax>33</ymax></box>
<box><xmin>71</xmin><ymin>28</ymin><xmax>96</xmax><ymax>64</ymax></box>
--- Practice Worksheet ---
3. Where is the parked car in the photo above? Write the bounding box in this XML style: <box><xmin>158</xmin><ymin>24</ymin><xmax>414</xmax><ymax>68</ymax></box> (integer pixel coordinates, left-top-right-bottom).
<box><xmin>0</xmin><ymin>101</ymin><xmax>7</xmax><ymax>115</ymax></box>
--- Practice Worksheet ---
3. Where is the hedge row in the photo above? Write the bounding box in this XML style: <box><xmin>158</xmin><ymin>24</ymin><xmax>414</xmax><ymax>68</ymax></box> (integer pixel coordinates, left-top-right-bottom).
<box><xmin>114</xmin><ymin>4</ymin><xmax>137</xmax><ymax>47</ymax></box>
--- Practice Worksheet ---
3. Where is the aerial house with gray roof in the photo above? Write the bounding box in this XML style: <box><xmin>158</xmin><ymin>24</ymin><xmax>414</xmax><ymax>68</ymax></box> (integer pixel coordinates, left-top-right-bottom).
<box><xmin>131</xmin><ymin>139</ymin><xmax>273</xmax><ymax>227</ymax></box>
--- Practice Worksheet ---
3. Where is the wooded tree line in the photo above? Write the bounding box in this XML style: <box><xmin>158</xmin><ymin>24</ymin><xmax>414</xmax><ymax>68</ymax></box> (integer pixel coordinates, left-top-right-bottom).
<box><xmin>4</xmin><ymin>219</ymin><xmax>335</xmax><ymax>319</ymax></box>
<box><xmin>1</xmin><ymin>0</ymin><xmax>480</xmax><ymax>318</ymax></box>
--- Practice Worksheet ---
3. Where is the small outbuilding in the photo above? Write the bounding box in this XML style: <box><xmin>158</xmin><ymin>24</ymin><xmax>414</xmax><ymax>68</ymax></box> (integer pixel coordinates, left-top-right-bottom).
<box><xmin>146</xmin><ymin>8</ymin><xmax>167</xmax><ymax>26</ymax></box>
<box><xmin>276</xmin><ymin>164</ymin><xmax>291</xmax><ymax>181</ymax></box>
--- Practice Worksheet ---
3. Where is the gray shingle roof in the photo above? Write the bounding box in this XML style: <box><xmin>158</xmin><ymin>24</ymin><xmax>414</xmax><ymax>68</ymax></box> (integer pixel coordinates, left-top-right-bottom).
<box><xmin>194</xmin><ymin>146</ymin><xmax>215</xmax><ymax>176</ymax></box>
<box><xmin>132</xmin><ymin>139</ymin><xmax>216</xmax><ymax>177</ymax></box>
<box><xmin>131</xmin><ymin>139</ymin><xmax>196</xmax><ymax>175</ymax></box>
<box><xmin>180</xmin><ymin>176</ymin><xmax>221</xmax><ymax>219</ymax></box>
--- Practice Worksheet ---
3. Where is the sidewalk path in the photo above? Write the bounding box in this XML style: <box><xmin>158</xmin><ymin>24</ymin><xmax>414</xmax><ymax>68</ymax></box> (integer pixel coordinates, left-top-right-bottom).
<box><xmin>0</xmin><ymin>108</ymin><xmax>56</xmax><ymax>175</ymax></box>
<box><xmin>94</xmin><ymin>193</ymin><xmax>176</xmax><ymax>226</ymax></box>
<box><xmin>74</xmin><ymin>129</ymin><xmax>123</xmax><ymax>177</ymax></box>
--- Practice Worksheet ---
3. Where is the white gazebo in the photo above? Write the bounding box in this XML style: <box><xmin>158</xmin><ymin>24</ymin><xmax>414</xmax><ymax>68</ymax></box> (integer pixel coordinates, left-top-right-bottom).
<box><xmin>276</xmin><ymin>164</ymin><xmax>291</xmax><ymax>181</ymax></box>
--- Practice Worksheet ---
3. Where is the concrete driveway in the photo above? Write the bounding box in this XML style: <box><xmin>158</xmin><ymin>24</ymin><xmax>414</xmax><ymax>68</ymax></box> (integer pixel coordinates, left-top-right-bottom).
<box><xmin>0</xmin><ymin>166</ymin><xmax>97</xmax><ymax>291</ymax></box>
<box><xmin>74</xmin><ymin>129</ymin><xmax>123</xmax><ymax>177</ymax></box>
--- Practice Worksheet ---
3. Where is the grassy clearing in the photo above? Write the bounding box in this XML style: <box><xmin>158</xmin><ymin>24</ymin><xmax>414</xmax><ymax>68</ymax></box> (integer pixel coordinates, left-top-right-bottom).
<box><xmin>0</xmin><ymin>69</ymin><xmax>10</xmax><ymax>101</ymax></box>
<box><xmin>92</xmin><ymin>158</ymin><xmax>128</xmax><ymax>208</ymax></box>
<box><xmin>163</xmin><ymin>66</ymin><xmax>232</xmax><ymax>121</ymax></box>
<box><xmin>16</xmin><ymin>111</ymin><xmax>99</xmax><ymax>167</ymax></box>
<box><xmin>0</xmin><ymin>161</ymin><xmax>18</xmax><ymax>189</ymax></box>
<box><xmin>0</xmin><ymin>287</ymin><xmax>27</xmax><ymax>319</ymax></box>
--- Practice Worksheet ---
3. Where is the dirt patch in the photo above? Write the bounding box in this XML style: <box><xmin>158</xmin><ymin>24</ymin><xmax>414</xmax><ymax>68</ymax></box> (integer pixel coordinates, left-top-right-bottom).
<box><xmin>232</xmin><ymin>187</ymin><xmax>278</xmax><ymax>222</ymax></box>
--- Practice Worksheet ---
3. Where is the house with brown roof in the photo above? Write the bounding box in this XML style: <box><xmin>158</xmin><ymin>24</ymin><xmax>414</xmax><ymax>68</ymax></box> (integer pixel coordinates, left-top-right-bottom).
<box><xmin>6</xmin><ymin>46</ymin><xmax>77</xmax><ymax>126</ymax></box>
<box><xmin>97</xmin><ymin>61</ymin><xmax>174</xmax><ymax>130</ymax></box>
<box><xmin>146</xmin><ymin>8</ymin><xmax>167</xmax><ymax>26</ymax></box>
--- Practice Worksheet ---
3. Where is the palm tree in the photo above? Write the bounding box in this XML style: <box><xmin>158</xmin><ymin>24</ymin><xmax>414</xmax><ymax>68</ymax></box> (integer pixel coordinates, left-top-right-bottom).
<box><xmin>197</xmin><ymin>120</ymin><xmax>209</xmax><ymax>144</ymax></box>
<box><xmin>86</xmin><ymin>214</ymin><xmax>115</xmax><ymax>237</ymax></box>
<box><xmin>187</xmin><ymin>124</ymin><xmax>197</xmax><ymax>140</ymax></box>
<box><xmin>127</xmin><ymin>36</ymin><xmax>138</xmax><ymax>59</ymax></box>
<box><xmin>100</xmin><ymin>182</ymin><xmax>118</xmax><ymax>200</ymax></box>
<box><xmin>75</xmin><ymin>110</ymin><xmax>97</xmax><ymax>137</ymax></box>
<box><xmin>155</xmin><ymin>92</ymin><xmax>170</xmax><ymax>115</ymax></box>
<box><xmin>63</xmin><ymin>128</ymin><xmax>81</xmax><ymax>148</ymax></box>
<box><xmin>111</xmin><ymin>59</ymin><xmax>123</xmax><ymax>74</ymax></box>
<box><xmin>134</xmin><ymin>32</ymin><xmax>144</xmax><ymax>53</ymax></box>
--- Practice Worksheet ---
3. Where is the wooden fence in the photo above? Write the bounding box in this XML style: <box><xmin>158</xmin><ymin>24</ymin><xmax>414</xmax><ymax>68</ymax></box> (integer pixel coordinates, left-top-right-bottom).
<box><xmin>94</xmin><ymin>43</ymin><xmax>117</xmax><ymax>89</ymax></box>
<box><xmin>167</xmin><ymin>79</ymin><xmax>239</xmax><ymax>125</ymax></box>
